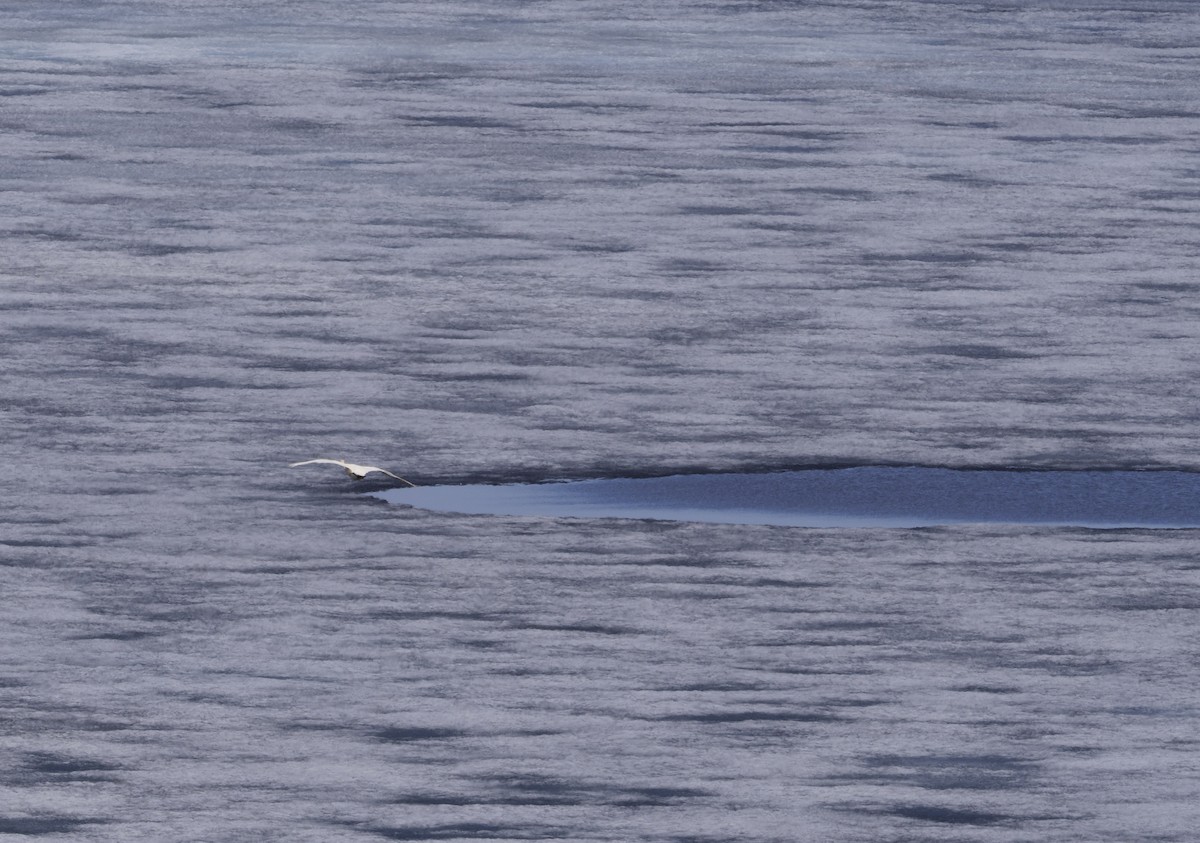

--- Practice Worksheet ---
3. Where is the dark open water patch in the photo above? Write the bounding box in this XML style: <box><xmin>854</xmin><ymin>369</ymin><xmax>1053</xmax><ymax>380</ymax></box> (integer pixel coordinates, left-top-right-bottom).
<box><xmin>888</xmin><ymin>804</ymin><xmax>1012</xmax><ymax>825</ymax></box>
<box><xmin>374</xmin><ymin>726</ymin><xmax>468</xmax><ymax>743</ymax></box>
<box><xmin>19</xmin><ymin>752</ymin><xmax>123</xmax><ymax>782</ymax></box>
<box><xmin>856</xmin><ymin>753</ymin><xmax>1039</xmax><ymax>792</ymax></box>
<box><xmin>0</xmin><ymin>817</ymin><xmax>107</xmax><ymax>836</ymax></box>
<box><xmin>656</xmin><ymin>710</ymin><xmax>844</xmax><ymax>724</ymax></box>
<box><xmin>336</xmin><ymin>821</ymin><xmax>568</xmax><ymax>841</ymax></box>
<box><xmin>372</xmin><ymin>467</ymin><xmax>1200</xmax><ymax>529</ymax></box>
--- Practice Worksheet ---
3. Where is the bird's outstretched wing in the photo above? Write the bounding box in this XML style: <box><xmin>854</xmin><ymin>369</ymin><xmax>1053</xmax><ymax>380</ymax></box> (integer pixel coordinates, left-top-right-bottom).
<box><xmin>370</xmin><ymin>468</ymin><xmax>418</xmax><ymax>487</ymax></box>
<box><xmin>289</xmin><ymin>458</ymin><xmax>349</xmax><ymax>468</ymax></box>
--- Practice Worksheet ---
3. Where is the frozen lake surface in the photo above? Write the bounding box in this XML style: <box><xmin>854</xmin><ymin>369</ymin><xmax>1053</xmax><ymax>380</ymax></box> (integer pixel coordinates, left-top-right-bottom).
<box><xmin>3</xmin><ymin>1</ymin><xmax>1200</xmax><ymax>840</ymax></box>
<box><xmin>376</xmin><ymin>467</ymin><xmax>1200</xmax><ymax>528</ymax></box>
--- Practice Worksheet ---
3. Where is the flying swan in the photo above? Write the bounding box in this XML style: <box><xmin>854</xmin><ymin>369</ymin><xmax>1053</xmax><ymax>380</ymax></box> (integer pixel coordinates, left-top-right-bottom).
<box><xmin>289</xmin><ymin>458</ymin><xmax>417</xmax><ymax>486</ymax></box>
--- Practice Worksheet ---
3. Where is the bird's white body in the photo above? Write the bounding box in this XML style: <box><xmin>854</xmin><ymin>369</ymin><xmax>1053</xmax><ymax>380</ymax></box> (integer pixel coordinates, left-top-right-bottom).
<box><xmin>289</xmin><ymin>458</ymin><xmax>417</xmax><ymax>487</ymax></box>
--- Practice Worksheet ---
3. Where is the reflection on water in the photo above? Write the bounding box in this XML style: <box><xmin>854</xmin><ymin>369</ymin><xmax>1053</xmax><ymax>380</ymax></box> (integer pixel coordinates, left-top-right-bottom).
<box><xmin>372</xmin><ymin>467</ymin><xmax>1200</xmax><ymax>529</ymax></box>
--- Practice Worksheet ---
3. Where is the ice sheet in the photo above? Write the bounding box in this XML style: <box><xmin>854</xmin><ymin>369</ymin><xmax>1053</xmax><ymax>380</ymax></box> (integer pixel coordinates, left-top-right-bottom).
<box><xmin>4</xmin><ymin>2</ymin><xmax>1200</xmax><ymax>840</ymax></box>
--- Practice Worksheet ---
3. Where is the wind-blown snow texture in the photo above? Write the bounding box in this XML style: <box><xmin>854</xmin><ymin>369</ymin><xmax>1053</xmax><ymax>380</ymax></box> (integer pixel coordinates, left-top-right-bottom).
<box><xmin>2</xmin><ymin>1</ymin><xmax>1199</xmax><ymax>840</ymax></box>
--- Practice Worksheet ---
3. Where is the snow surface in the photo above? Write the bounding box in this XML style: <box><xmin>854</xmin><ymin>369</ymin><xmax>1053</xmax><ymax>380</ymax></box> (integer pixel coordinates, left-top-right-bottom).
<box><xmin>2</xmin><ymin>1</ymin><xmax>1199</xmax><ymax>840</ymax></box>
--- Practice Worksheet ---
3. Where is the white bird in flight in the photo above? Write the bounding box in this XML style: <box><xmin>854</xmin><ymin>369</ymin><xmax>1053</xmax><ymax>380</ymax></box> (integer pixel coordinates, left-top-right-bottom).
<box><xmin>289</xmin><ymin>458</ymin><xmax>417</xmax><ymax>487</ymax></box>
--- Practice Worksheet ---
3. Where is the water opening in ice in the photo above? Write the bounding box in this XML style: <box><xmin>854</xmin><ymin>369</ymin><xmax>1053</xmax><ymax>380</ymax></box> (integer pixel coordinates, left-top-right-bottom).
<box><xmin>369</xmin><ymin>467</ymin><xmax>1200</xmax><ymax>529</ymax></box>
